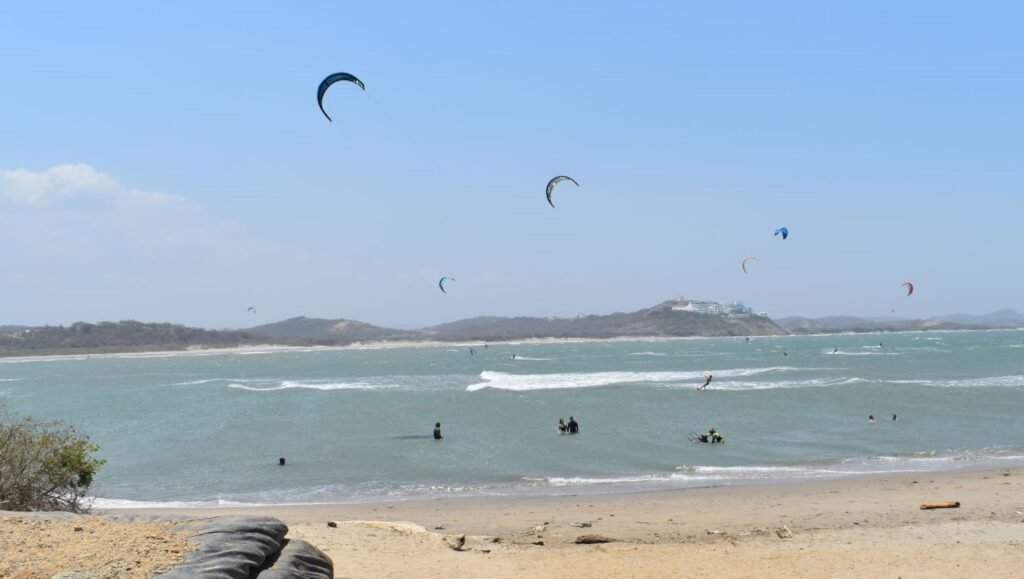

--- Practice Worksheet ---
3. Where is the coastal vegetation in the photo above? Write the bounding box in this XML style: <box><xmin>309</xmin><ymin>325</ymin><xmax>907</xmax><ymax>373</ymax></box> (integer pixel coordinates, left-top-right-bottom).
<box><xmin>0</xmin><ymin>406</ymin><xmax>106</xmax><ymax>512</ymax></box>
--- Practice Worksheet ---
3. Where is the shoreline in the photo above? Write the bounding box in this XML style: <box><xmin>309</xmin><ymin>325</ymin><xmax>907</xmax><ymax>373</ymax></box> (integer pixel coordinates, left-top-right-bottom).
<box><xmin>101</xmin><ymin>466</ymin><xmax>1024</xmax><ymax>578</ymax></box>
<box><xmin>4</xmin><ymin>327</ymin><xmax>1023</xmax><ymax>362</ymax></box>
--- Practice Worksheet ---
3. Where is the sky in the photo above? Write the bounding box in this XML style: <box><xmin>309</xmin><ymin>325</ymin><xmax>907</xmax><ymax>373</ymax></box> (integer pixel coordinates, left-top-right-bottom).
<box><xmin>1</xmin><ymin>1</ymin><xmax>1021</xmax><ymax>329</ymax></box>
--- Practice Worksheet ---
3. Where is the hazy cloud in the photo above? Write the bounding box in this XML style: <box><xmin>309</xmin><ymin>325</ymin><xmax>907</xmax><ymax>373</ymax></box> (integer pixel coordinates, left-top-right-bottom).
<box><xmin>0</xmin><ymin>164</ymin><xmax>326</xmax><ymax>327</ymax></box>
<box><xmin>1</xmin><ymin>164</ymin><xmax>182</xmax><ymax>207</ymax></box>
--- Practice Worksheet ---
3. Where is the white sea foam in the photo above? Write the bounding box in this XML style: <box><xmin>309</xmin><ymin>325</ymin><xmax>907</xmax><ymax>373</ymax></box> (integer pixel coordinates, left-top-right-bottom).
<box><xmin>532</xmin><ymin>450</ymin><xmax>1024</xmax><ymax>490</ymax></box>
<box><xmin>167</xmin><ymin>378</ymin><xmax>223</xmax><ymax>386</ymax></box>
<box><xmin>626</xmin><ymin>352</ymin><xmax>669</xmax><ymax>357</ymax></box>
<box><xmin>888</xmin><ymin>375</ymin><xmax>1024</xmax><ymax>388</ymax></box>
<box><xmin>510</xmin><ymin>356</ymin><xmax>552</xmax><ymax>361</ymax></box>
<box><xmin>228</xmin><ymin>380</ymin><xmax>400</xmax><ymax>392</ymax></box>
<box><xmin>467</xmin><ymin>367</ymin><xmax>794</xmax><ymax>392</ymax></box>
<box><xmin>826</xmin><ymin>350</ymin><xmax>901</xmax><ymax>356</ymax></box>
<box><xmin>91</xmin><ymin>497</ymin><xmax>264</xmax><ymax>509</ymax></box>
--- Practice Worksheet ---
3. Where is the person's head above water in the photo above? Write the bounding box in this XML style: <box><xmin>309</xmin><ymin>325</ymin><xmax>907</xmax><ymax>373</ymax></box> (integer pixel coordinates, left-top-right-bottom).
<box><xmin>278</xmin><ymin>457</ymin><xmax>286</xmax><ymax>466</ymax></box>
<box><xmin>435</xmin><ymin>422</ymin><xmax>441</xmax><ymax>428</ymax></box>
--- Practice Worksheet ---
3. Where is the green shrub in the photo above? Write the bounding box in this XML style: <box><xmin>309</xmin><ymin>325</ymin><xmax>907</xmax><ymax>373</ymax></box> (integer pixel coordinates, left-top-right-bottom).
<box><xmin>0</xmin><ymin>407</ymin><xmax>106</xmax><ymax>512</ymax></box>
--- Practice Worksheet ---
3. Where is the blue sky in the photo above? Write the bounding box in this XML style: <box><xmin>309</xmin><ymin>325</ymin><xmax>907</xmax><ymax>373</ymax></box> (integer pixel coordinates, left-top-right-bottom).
<box><xmin>1</xmin><ymin>1</ymin><xmax>1021</xmax><ymax>328</ymax></box>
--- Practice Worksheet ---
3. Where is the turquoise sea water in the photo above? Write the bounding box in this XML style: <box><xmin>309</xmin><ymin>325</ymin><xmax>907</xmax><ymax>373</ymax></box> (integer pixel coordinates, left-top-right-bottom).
<box><xmin>2</xmin><ymin>330</ymin><xmax>1023</xmax><ymax>508</ymax></box>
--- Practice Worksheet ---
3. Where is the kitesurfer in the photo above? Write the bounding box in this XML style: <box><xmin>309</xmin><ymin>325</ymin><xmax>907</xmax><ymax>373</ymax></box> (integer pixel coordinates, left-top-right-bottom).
<box><xmin>433</xmin><ymin>422</ymin><xmax>443</xmax><ymax>440</ymax></box>
<box><xmin>868</xmin><ymin>415</ymin><xmax>876</xmax><ymax>423</ymax></box>
<box><xmin>891</xmin><ymin>414</ymin><xmax>898</xmax><ymax>421</ymax></box>
<box><xmin>707</xmin><ymin>427</ymin><xmax>724</xmax><ymax>443</ymax></box>
<box><xmin>696</xmin><ymin>374</ymin><xmax>712</xmax><ymax>391</ymax></box>
<box><xmin>568</xmin><ymin>417</ymin><xmax>579</xmax><ymax>434</ymax></box>
<box><xmin>558</xmin><ymin>418</ymin><xmax>568</xmax><ymax>434</ymax></box>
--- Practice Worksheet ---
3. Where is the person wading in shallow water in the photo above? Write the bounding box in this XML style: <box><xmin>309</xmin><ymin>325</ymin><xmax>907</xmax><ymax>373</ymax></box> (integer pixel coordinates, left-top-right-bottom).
<box><xmin>433</xmin><ymin>422</ymin><xmax>443</xmax><ymax>440</ymax></box>
<box><xmin>567</xmin><ymin>417</ymin><xmax>579</xmax><ymax>434</ymax></box>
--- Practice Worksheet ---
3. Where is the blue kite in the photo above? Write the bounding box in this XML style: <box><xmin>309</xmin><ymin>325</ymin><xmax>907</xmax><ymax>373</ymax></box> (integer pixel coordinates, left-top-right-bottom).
<box><xmin>774</xmin><ymin>227</ymin><xmax>789</xmax><ymax>240</ymax></box>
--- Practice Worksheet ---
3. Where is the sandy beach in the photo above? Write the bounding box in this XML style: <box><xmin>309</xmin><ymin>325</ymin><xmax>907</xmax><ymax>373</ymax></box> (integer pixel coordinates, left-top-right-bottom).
<box><xmin>89</xmin><ymin>466</ymin><xmax>1023</xmax><ymax>578</ymax></box>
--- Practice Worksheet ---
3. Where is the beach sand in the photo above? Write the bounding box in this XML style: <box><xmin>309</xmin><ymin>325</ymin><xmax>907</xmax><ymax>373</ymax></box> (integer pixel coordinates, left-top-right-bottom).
<box><xmin>90</xmin><ymin>466</ymin><xmax>1024</xmax><ymax>578</ymax></box>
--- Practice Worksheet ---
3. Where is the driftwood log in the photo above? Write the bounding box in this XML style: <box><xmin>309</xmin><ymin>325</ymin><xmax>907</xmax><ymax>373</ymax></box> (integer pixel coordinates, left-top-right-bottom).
<box><xmin>920</xmin><ymin>501</ymin><xmax>960</xmax><ymax>510</ymax></box>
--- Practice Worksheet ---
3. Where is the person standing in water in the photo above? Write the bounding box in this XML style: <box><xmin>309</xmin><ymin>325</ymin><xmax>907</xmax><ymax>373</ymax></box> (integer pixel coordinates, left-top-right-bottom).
<box><xmin>433</xmin><ymin>422</ymin><xmax>443</xmax><ymax>440</ymax></box>
<box><xmin>557</xmin><ymin>418</ymin><xmax>568</xmax><ymax>434</ymax></box>
<box><xmin>567</xmin><ymin>416</ymin><xmax>579</xmax><ymax>434</ymax></box>
<box><xmin>696</xmin><ymin>374</ymin><xmax>713</xmax><ymax>391</ymax></box>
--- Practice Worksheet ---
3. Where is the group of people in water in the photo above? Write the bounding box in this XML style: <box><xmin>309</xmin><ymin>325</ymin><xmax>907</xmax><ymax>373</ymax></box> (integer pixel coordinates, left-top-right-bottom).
<box><xmin>557</xmin><ymin>417</ymin><xmax>580</xmax><ymax>434</ymax></box>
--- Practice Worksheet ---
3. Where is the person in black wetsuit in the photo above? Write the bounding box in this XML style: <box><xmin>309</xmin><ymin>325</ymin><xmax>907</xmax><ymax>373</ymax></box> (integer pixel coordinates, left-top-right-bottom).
<box><xmin>697</xmin><ymin>374</ymin><xmax>712</xmax><ymax>391</ymax></box>
<box><xmin>433</xmin><ymin>422</ymin><xmax>443</xmax><ymax>440</ymax></box>
<box><xmin>557</xmin><ymin>418</ymin><xmax>568</xmax><ymax>434</ymax></box>
<box><xmin>567</xmin><ymin>416</ymin><xmax>579</xmax><ymax>434</ymax></box>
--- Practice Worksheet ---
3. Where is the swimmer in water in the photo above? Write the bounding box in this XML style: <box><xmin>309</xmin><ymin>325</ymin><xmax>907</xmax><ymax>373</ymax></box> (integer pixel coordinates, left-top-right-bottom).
<box><xmin>868</xmin><ymin>415</ymin><xmax>876</xmax><ymax>423</ymax></box>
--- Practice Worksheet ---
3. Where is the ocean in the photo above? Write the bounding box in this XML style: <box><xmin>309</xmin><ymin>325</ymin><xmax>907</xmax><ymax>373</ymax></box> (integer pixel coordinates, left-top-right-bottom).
<box><xmin>2</xmin><ymin>330</ymin><xmax>1023</xmax><ymax>508</ymax></box>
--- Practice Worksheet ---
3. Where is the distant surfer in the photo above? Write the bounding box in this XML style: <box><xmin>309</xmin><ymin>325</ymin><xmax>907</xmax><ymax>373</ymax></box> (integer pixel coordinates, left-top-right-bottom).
<box><xmin>891</xmin><ymin>414</ymin><xmax>898</xmax><ymax>421</ymax></box>
<box><xmin>567</xmin><ymin>416</ymin><xmax>579</xmax><ymax>434</ymax></box>
<box><xmin>693</xmin><ymin>427</ymin><xmax>724</xmax><ymax>443</ymax></box>
<box><xmin>833</xmin><ymin>346</ymin><xmax>839</xmax><ymax>354</ymax></box>
<box><xmin>557</xmin><ymin>418</ymin><xmax>568</xmax><ymax>434</ymax></box>
<box><xmin>868</xmin><ymin>415</ymin><xmax>876</xmax><ymax>423</ymax></box>
<box><xmin>696</xmin><ymin>374</ymin><xmax>712</xmax><ymax>391</ymax></box>
<box><xmin>278</xmin><ymin>457</ymin><xmax>286</xmax><ymax>466</ymax></box>
<box><xmin>745</xmin><ymin>337</ymin><xmax>750</xmax><ymax>343</ymax></box>
<box><xmin>511</xmin><ymin>353</ymin><xmax>516</xmax><ymax>360</ymax></box>
<box><xmin>469</xmin><ymin>347</ymin><xmax>475</xmax><ymax>356</ymax></box>
<box><xmin>433</xmin><ymin>422</ymin><xmax>443</xmax><ymax>440</ymax></box>
<box><xmin>783</xmin><ymin>350</ymin><xmax>788</xmax><ymax>357</ymax></box>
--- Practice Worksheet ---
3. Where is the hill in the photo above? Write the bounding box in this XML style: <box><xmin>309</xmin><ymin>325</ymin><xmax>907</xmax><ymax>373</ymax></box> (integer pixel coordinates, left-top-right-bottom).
<box><xmin>777</xmin><ymin>309</ymin><xmax>1024</xmax><ymax>334</ymax></box>
<box><xmin>418</xmin><ymin>301</ymin><xmax>784</xmax><ymax>341</ymax></box>
<box><xmin>0</xmin><ymin>321</ymin><xmax>262</xmax><ymax>356</ymax></box>
<box><xmin>247</xmin><ymin>317</ymin><xmax>416</xmax><ymax>344</ymax></box>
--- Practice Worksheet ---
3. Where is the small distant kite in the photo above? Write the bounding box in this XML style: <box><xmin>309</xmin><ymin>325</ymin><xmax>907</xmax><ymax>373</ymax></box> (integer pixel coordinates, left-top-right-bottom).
<box><xmin>741</xmin><ymin>256</ymin><xmax>760</xmax><ymax>273</ymax></box>
<box><xmin>247</xmin><ymin>306</ymin><xmax>256</xmax><ymax>315</ymax></box>
<box><xmin>439</xmin><ymin>276</ymin><xmax>455</xmax><ymax>294</ymax></box>
<box><xmin>901</xmin><ymin>282</ymin><xmax>914</xmax><ymax>296</ymax></box>
<box><xmin>774</xmin><ymin>227</ymin><xmax>789</xmax><ymax>240</ymax></box>
<box><xmin>317</xmin><ymin>72</ymin><xmax>365</xmax><ymax>122</ymax></box>
<box><xmin>545</xmin><ymin>176</ymin><xmax>579</xmax><ymax>208</ymax></box>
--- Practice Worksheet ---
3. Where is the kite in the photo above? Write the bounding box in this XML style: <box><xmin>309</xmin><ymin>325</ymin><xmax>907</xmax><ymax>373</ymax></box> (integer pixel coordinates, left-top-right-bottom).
<box><xmin>545</xmin><ymin>176</ymin><xmax>579</xmax><ymax>208</ymax></box>
<box><xmin>741</xmin><ymin>256</ymin><xmax>760</xmax><ymax>273</ymax></box>
<box><xmin>902</xmin><ymin>282</ymin><xmax>914</xmax><ymax>296</ymax></box>
<box><xmin>317</xmin><ymin>72</ymin><xmax>365</xmax><ymax>122</ymax></box>
<box><xmin>439</xmin><ymin>276</ymin><xmax>455</xmax><ymax>294</ymax></box>
<box><xmin>774</xmin><ymin>227</ymin><xmax>789</xmax><ymax>240</ymax></box>
<box><xmin>247</xmin><ymin>306</ymin><xmax>256</xmax><ymax>315</ymax></box>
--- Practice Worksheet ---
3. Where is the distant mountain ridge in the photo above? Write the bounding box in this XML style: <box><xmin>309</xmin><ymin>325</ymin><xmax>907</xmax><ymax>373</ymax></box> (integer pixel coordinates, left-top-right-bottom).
<box><xmin>2</xmin><ymin>303</ymin><xmax>1020</xmax><ymax>357</ymax></box>
<box><xmin>0</xmin><ymin>321</ymin><xmax>263</xmax><ymax>356</ymax></box>
<box><xmin>777</xmin><ymin>309</ymin><xmax>1024</xmax><ymax>334</ymax></box>
<box><xmin>247</xmin><ymin>300</ymin><xmax>785</xmax><ymax>343</ymax></box>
